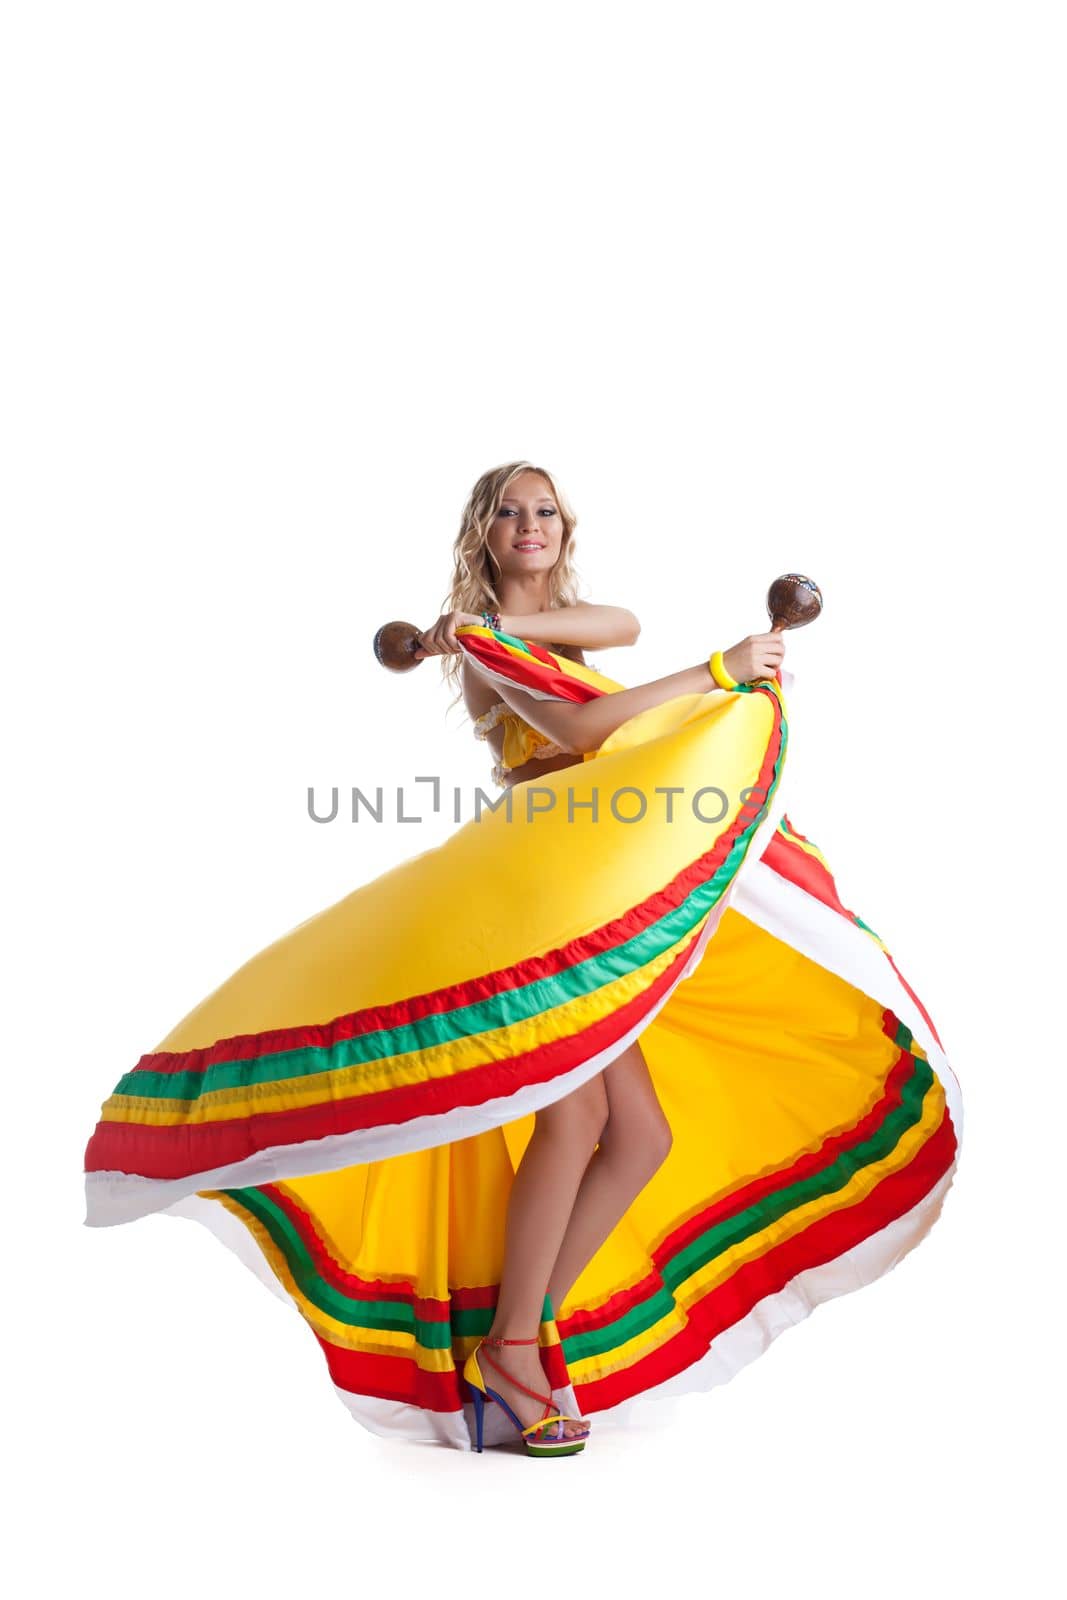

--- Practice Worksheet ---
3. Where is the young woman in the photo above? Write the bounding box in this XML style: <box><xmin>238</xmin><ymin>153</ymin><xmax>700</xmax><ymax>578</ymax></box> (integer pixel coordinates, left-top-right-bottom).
<box><xmin>83</xmin><ymin>458</ymin><xmax>960</xmax><ymax>1461</ymax></box>
<box><xmin>410</xmin><ymin>459</ymin><xmax>786</xmax><ymax>1448</ymax></box>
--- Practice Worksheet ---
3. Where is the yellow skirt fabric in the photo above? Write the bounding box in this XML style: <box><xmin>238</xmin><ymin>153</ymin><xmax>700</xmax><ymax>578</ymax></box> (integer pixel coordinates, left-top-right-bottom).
<box><xmin>83</xmin><ymin>625</ymin><xmax>962</xmax><ymax>1448</ymax></box>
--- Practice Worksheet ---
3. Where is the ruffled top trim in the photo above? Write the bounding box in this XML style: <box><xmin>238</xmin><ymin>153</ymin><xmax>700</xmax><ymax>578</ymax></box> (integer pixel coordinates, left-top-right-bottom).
<box><xmin>472</xmin><ymin>699</ymin><xmax>567</xmax><ymax>786</ymax></box>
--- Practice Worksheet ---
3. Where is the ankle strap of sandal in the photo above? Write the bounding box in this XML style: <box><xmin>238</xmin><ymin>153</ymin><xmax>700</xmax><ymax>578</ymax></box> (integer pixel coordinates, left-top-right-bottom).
<box><xmin>479</xmin><ymin>1345</ymin><xmax>554</xmax><ymax>1407</ymax></box>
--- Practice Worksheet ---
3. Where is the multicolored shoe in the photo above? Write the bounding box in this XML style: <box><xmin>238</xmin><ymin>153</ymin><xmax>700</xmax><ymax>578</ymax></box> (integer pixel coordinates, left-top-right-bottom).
<box><xmin>463</xmin><ymin>1334</ymin><xmax>590</xmax><ymax>1456</ymax></box>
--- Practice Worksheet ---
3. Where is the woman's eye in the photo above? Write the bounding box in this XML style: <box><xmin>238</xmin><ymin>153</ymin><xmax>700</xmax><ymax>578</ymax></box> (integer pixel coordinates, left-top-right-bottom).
<box><xmin>540</xmin><ymin>507</ymin><xmax>558</xmax><ymax>516</ymax></box>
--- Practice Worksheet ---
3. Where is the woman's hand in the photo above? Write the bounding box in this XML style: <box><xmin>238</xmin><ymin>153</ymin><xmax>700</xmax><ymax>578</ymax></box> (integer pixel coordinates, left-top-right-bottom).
<box><xmin>722</xmin><ymin>631</ymin><xmax>786</xmax><ymax>683</ymax></box>
<box><xmin>412</xmin><ymin>611</ymin><xmax>486</xmax><ymax>659</ymax></box>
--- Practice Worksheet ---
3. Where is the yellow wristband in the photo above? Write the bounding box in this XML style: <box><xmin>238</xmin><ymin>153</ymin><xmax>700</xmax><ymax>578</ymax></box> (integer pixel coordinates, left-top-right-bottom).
<box><xmin>708</xmin><ymin>648</ymin><xmax>738</xmax><ymax>690</ymax></box>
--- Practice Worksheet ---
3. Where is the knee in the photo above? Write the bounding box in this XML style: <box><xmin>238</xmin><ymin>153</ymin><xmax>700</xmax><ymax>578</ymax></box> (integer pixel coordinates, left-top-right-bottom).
<box><xmin>601</xmin><ymin>1112</ymin><xmax>673</xmax><ymax>1178</ymax></box>
<box><xmin>536</xmin><ymin>1076</ymin><xmax>609</xmax><ymax>1150</ymax></box>
<box><xmin>648</xmin><ymin>1117</ymin><xmax>673</xmax><ymax>1171</ymax></box>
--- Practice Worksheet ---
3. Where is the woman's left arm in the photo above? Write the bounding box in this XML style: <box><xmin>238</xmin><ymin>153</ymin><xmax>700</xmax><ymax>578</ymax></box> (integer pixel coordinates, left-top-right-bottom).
<box><xmin>500</xmin><ymin>602</ymin><xmax>640</xmax><ymax>650</ymax></box>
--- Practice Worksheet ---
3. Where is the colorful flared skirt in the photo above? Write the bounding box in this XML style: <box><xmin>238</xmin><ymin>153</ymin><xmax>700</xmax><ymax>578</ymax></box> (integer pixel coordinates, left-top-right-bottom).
<box><xmin>83</xmin><ymin>624</ymin><xmax>962</xmax><ymax>1449</ymax></box>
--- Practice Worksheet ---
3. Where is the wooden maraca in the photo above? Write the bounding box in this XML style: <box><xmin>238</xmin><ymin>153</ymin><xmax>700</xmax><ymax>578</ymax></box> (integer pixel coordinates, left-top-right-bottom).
<box><xmin>373</xmin><ymin>575</ymin><xmax>823</xmax><ymax>671</ymax></box>
<box><xmin>767</xmin><ymin>573</ymin><xmax>823</xmax><ymax>632</ymax></box>
<box><xmin>372</xmin><ymin>619</ymin><xmax>426</xmax><ymax>673</ymax></box>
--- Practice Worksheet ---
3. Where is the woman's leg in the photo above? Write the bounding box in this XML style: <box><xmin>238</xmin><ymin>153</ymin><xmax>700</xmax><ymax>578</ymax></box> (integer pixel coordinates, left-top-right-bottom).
<box><xmin>481</xmin><ymin>1073</ymin><xmax>608</xmax><ymax>1439</ymax></box>
<box><xmin>545</xmin><ymin>1037</ymin><xmax>672</xmax><ymax>1318</ymax></box>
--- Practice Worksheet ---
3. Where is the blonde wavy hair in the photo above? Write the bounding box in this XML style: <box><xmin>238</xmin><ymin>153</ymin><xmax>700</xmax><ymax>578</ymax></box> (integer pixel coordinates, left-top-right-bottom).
<box><xmin>440</xmin><ymin>460</ymin><xmax>585</xmax><ymax>711</ymax></box>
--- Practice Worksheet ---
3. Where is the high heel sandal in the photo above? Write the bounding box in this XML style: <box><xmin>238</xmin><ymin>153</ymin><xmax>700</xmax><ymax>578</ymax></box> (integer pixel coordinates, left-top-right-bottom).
<box><xmin>462</xmin><ymin>1334</ymin><xmax>591</xmax><ymax>1457</ymax></box>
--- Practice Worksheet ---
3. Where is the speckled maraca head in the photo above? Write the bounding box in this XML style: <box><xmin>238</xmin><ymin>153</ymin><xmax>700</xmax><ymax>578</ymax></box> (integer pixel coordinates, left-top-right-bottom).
<box><xmin>766</xmin><ymin>574</ymin><xmax>823</xmax><ymax>631</ymax></box>
<box><xmin>373</xmin><ymin>620</ymin><xmax>425</xmax><ymax>672</ymax></box>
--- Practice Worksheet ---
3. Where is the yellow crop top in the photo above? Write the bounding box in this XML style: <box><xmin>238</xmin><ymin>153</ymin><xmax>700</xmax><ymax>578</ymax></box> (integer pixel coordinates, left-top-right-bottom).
<box><xmin>471</xmin><ymin>701</ymin><xmax>568</xmax><ymax>787</ymax></box>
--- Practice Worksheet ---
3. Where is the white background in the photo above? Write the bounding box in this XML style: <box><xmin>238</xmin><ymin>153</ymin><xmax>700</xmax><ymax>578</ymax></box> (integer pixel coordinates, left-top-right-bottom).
<box><xmin>4</xmin><ymin>3</ymin><xmax>1064</xmax><ymax>1596</ymax></box>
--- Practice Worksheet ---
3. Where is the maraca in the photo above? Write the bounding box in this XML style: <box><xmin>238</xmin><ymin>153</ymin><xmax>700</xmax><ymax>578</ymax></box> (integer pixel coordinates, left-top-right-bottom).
<box><xmin>767</xmin><ymin>573</ymin><xmax>823</xmax><ymax>632</ymax></box>
<box><xmin>372</xmin><ymin>619</ymin><xmax>425</xmax><ymax>673</ymax></box>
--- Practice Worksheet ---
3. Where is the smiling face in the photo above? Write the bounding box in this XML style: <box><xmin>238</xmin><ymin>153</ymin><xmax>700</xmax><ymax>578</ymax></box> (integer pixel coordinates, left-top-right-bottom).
<box><xmin>485</xmin><ymin>470</ymin><xmax>565</xmax><ymax>581</ymax></box>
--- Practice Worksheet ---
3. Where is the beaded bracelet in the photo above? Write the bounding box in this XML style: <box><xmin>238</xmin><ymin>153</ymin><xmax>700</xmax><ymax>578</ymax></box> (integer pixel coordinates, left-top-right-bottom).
<box><xmin>708</xmin><ymin>648</ymin><xmax>739</xmax><ymax>690</ymax></box>
<box><xmin>481</xmin><ymin>610</ymin><xmax>502</xmax><ymax>631</ymax></box>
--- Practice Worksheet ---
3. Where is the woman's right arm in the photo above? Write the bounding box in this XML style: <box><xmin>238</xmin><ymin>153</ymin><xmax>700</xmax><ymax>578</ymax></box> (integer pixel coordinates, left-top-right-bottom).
<box><xmin>487</xmin><ymin>633</ymin><xmax>786</xmax><ymax>756</ymax></box>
